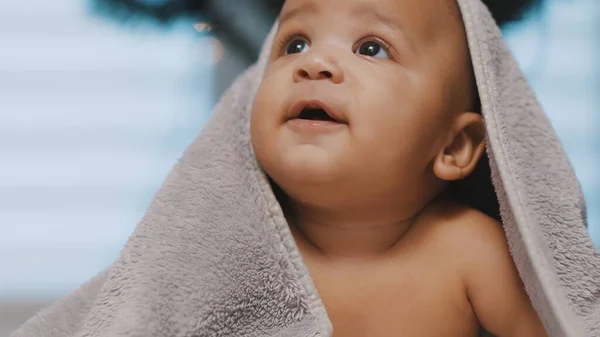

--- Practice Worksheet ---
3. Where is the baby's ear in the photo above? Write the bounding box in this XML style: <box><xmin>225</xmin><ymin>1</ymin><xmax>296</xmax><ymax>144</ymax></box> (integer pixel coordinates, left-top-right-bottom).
<box><xmin>433</xmin><ymin>112</ymin><xmax>486</xmax><ymax>181</ymax></box>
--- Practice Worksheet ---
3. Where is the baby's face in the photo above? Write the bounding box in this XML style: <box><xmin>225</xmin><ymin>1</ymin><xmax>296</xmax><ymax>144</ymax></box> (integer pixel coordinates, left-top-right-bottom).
<box><xmin>251</xmin><ymin>0</ymin><xmax>475</xmax><ymax>202</ymax></box>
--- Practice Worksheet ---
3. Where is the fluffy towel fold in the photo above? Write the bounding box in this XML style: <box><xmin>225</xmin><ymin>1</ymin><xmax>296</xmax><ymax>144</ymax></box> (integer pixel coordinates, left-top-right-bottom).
<box><xmin>11</xmin><ymin>0</ymin><xmax>600</xmax><ymax>336</ymax></box>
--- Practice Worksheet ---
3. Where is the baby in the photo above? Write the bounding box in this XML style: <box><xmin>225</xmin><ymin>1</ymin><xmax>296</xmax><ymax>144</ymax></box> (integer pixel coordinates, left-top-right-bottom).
<box><xmin>250</xmin><ymin>0</ymin><xmax>547</xmax><ymax>336</ymax></box>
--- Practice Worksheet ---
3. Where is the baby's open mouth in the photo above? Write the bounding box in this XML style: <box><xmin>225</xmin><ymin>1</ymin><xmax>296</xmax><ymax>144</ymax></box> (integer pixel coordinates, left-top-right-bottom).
<box><xmin>297</xmin><ymin>108</ymin><xmax>337</xmax><ymax>122</ymax></box>
<box><xmin>287</xmin><ymin>99</ymin><xmax>347</xmax><ymax>125</ymax></box>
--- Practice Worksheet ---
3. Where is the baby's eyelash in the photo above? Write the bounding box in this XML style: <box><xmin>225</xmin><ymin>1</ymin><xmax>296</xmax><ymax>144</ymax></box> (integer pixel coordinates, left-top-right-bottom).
<box><xmin>272</xmin><ymin>32</ymin><xmax>399</xmax><ymax>61</ymax></box>
<box><xmin>274</xmin><ymin>32</ymin><xmax>308</xmax><ymax>56</ymax></box>
<box><xmin>353</xmin><ymin>36</ymin><xmax>399</xmax><ymax>61</ymax></box>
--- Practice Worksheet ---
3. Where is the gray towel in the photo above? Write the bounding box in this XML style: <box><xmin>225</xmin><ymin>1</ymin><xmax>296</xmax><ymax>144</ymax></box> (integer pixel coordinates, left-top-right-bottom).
<box><xmin>11</xmin><ymin>0</ymin><xmax>600</xmax><ymax>336</ymax></box>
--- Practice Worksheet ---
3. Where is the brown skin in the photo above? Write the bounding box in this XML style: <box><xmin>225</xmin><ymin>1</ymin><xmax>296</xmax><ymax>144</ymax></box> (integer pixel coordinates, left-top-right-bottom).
<box><xmin>250</xmin><ymin>0</ymin><xmax>547</xmax><ymax>336</ymax></box>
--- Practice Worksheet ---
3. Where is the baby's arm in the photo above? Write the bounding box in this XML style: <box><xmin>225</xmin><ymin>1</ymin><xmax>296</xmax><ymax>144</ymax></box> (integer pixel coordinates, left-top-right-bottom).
<box><xmin>463</xmin><ymin>214</ymin><xmax>547</xmax><ymax>337</ymax></box>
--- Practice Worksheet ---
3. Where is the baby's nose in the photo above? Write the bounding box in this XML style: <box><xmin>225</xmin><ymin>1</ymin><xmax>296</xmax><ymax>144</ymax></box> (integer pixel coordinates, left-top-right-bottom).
<box><xmin>293</xmin><ymin>54</ymin><xmax>344</xmax><ymax>83</ymax></box>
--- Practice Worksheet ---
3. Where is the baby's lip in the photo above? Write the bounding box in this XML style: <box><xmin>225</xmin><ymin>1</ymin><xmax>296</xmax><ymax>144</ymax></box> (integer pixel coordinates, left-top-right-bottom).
<box><xmin>287</xmin><ymin>99</ymin><xmax>347</xmax><ymax>124</ymax></box>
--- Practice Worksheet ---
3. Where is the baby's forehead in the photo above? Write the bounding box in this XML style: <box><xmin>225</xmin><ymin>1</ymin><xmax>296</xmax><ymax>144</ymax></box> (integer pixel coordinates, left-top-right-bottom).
<box><xmin>279</xmin><ymin>0</ymin><xmax>461</xmax><ymax>40</ymax></box>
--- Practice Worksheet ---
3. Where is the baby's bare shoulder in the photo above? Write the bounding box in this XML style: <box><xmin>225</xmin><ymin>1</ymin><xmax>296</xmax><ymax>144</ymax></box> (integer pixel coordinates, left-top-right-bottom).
<box><xmin>406</xmin><ymin>200</ymin><xmax>546</xmax><ymax>336</ymax></box>
<box><xmin>416</xmin><ymin>199</ymin><xmax>506</xmax><ymax>250</ymax></box>
<box><xmin>414</xmin><ymin>200</ymin><xmax>547</xmax><ymax>336</ymax></box>
<box><xmin>410</xmin><ymin>199</ymin><xmax>511</xmax><ymax>275</ymax></box>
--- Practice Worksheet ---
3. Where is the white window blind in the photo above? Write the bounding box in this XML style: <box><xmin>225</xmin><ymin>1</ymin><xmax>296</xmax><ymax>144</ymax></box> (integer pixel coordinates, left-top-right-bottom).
<box><xmin>0</xmin><ymin>1</ymin><xmax>215</xmax><ymax>299</ymax></box>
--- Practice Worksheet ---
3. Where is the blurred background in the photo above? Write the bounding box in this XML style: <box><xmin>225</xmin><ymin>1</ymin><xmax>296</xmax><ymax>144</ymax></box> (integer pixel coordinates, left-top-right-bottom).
<box><xmin>0</xmin><ymin>0</ymin><xmax>598</xmax><ymax>334</ymax></box>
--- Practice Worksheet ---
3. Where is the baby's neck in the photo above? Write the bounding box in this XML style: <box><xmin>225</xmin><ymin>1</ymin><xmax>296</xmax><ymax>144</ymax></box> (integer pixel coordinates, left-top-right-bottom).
<box><xmin>286</xmin><ymin>201</ymin><xmax>418</xmax><ymax>261</ymax></box>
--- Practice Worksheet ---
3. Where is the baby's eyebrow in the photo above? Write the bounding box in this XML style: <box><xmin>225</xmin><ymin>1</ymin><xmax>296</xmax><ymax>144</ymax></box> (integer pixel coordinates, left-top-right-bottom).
<box><xmin>349</xmin><ymin>4</ymin><xmax>413</xmax><ymax>48</ymax></box>
<box><xmin>350</xmin><ymin>3</ymin><xmax>416</xmax><ymax>51</ymax></box>
<box><xmin>350</xmin><ymin>4</ymin><xmax>402</xmax><ymax>32</ymax></box>
<box><xmin>279</xmin><ymin>2</ymin><xmax>317</xmax><ymax>26</ymax></box>
<box><xmin>278</xmin><ymin>1</ymin><xmax>414</xmax><ymax>51</ymax></box>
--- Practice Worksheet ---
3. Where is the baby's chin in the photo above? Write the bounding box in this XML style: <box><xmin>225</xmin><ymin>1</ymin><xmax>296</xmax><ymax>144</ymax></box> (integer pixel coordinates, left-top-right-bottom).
<box><xmin>266</xmin><ymin>145</ymin><xmax>345</xmax><ymax>185</ymax></box>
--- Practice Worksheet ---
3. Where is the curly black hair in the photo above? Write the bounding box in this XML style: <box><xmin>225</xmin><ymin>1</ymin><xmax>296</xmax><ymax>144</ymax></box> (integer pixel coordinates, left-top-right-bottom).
<box><xmin>92</xmin><ymin>0</ymin><xmax>542</xmax><ymax>28</ymax></box>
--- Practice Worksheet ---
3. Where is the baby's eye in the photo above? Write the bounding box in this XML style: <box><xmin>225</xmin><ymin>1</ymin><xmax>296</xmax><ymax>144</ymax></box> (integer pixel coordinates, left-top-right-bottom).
<box><xmin>356</xmin><ymin>41</ymin><xmax>389</xmax><ymax>59</ymax></box>
<box><xmin>284</xmin><ymin>37</ymin><xmax>310</xmax><ymax>55</ymax></box>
